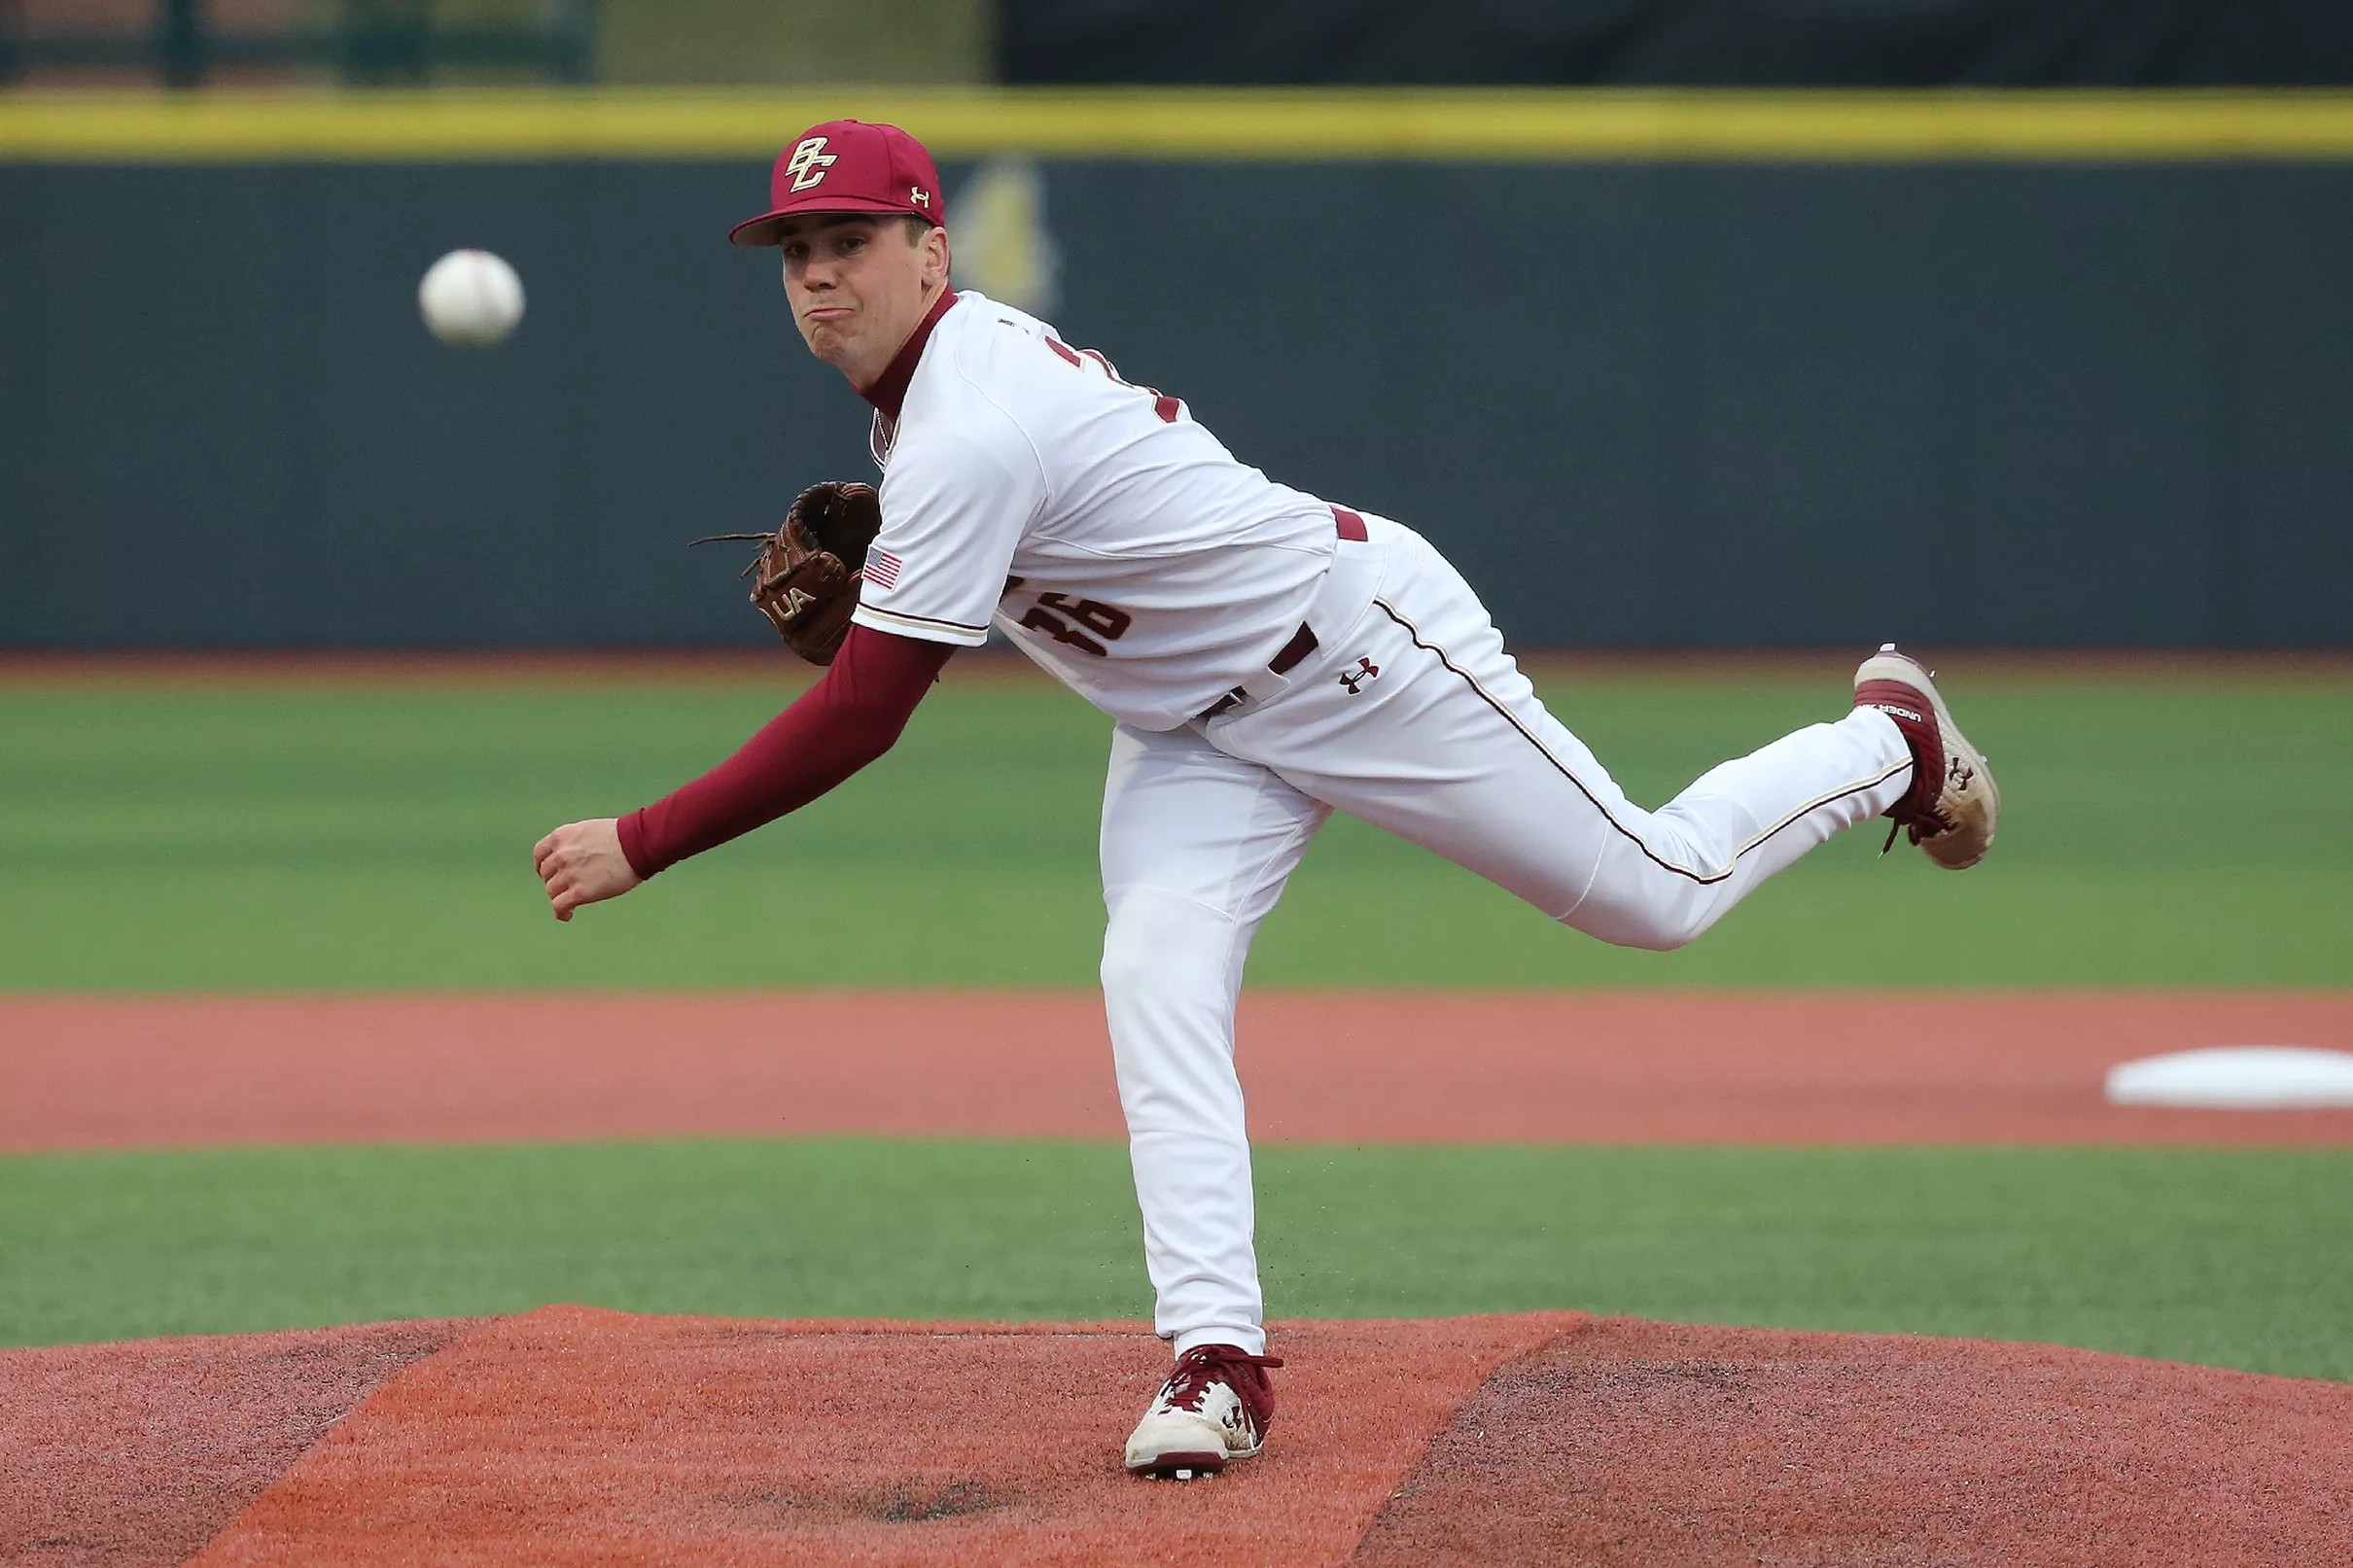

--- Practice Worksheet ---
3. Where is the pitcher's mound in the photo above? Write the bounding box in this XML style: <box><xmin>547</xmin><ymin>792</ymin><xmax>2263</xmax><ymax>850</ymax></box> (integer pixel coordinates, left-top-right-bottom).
<box><xmin>1355</xmin><ymin>1318</ymin><xmax>2352</xmax><ymax>1567</ymax></box>
<box><xmin>5</xmin><ymin>1308</ymin><xmax>2345</xmax><ymax>1566</ymax></box>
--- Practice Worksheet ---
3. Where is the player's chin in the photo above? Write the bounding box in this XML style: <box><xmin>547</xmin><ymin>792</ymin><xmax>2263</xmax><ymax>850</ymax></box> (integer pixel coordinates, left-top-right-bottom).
<box><xmin>798</xmin><ymin>314</ymin><xmax>857</xmax><ymax>352</ymax></box>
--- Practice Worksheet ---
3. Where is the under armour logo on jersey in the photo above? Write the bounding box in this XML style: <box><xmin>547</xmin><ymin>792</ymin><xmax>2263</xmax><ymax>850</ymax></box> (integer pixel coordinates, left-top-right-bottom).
<box><xmin>1338</xmin><ymin>656</ymin><xmax>1381</xmax><ymax>695</ymax></box>
<box><xmin>784</xmin><ymin>136</ymin><xmax>837</xmax><ymax>192</ymax></box>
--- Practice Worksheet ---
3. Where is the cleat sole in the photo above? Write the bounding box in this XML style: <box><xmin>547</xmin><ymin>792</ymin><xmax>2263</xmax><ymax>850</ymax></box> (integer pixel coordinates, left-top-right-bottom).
<box><xmin>1131</xmin><ymin>1450</ymin><xmax>1227</xmax><ymax>1480</ymax></box>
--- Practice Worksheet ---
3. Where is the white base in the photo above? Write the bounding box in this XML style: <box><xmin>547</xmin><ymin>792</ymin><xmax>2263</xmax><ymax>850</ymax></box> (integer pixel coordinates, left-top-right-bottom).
<box><xmin>2104</xmin><ymin>1047</ymin><xmax>2353</xmax><ymax>1109</ymax></box>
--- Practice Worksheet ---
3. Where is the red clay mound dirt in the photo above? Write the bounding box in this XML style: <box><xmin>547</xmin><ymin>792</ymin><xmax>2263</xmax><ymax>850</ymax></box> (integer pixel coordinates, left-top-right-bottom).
<box><xmin>7</xmin><ymin>993</ymin><xmax>2351</xmax><ymax>1152</ymax></box>
<box><xmin>189</xmin><ymin>1307</ymin><xmax>1570</xmax><ymax>1567</ymax></box>
<box><xmin>1352</xmin><ymin>1317</ymin><xmax>2353</xmax><ymax>1568</ymax></box>
<box><xmin>0</xmin><ymin>1318</ymin><xmax>471</xmax><ymax>1568</ymax></box>
<box><xmin>8</xmin><ymin>1310</ymin><xmax>2348</xmax><ymax>1565</ymax></box>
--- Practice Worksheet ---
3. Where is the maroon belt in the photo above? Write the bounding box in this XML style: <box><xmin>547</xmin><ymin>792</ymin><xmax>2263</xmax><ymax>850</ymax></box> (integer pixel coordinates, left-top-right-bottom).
<box><xmin>1198</xmin><ymin>508</ymin><xmax>1366</xmax><ymax>721</ymax></box>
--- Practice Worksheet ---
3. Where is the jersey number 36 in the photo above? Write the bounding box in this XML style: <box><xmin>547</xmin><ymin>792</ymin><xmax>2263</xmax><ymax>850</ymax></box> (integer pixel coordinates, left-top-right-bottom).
<box><xmin>1021</xmin><ymin>591</ymin><xmax>1133</xmax><ymax>656</ymax></box>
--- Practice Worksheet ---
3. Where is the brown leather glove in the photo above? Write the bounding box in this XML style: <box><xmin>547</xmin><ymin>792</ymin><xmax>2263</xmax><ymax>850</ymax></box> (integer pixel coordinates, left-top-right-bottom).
<box><xmin>697</xmin><ymin>481</ymin><xmax>883</xmax><ymax>665</ymax></box>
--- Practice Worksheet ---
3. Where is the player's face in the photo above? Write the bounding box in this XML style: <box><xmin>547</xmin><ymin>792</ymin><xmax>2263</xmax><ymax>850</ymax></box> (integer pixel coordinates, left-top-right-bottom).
<box><xmin>777</xmin><ymin>215</ymin><xmax>947</xmax><ymax>387</ymax></box>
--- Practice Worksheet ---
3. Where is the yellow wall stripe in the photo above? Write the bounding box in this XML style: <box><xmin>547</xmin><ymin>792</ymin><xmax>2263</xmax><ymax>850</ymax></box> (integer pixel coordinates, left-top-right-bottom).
<box><xmin>8</xmin><ymin>88</ymin><xmax>2353</xmax><ymax>162</ymax></box>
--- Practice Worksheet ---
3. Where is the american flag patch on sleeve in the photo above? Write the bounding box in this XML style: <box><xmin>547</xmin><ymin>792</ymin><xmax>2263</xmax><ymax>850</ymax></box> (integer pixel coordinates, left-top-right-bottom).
<box><xmin>864</xmin><ymin>548</ymin><xmax>903</xmax><ymax>590</ymax></box>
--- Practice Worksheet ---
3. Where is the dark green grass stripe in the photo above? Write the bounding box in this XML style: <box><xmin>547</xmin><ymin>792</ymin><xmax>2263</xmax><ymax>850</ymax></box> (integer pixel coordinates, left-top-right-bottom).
<box><xmin>3</xmin><ymin>675</ymin><xmax>2350</xmax><ymax>990</ymax></box>
<box><xmin>3</xmin><ymin>1138</ymin><xmax>2344</xmax><ymax>1381</ymax></box>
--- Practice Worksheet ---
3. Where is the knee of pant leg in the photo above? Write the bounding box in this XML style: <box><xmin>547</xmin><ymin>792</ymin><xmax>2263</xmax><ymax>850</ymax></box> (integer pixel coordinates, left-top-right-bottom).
<box><xmin>1101</xmin><ymin>886</ymin><xmax>1239</xmax><ymax>1003</ymax></box>
<box><xmin>1562</xmin><ymin>889</ymin><xmax>1711</xmax><ymax>953</ymax></box>
<box><xmin>1594</xmin><ymin>914</ymin><xmax>1702</xmax><ymax>954</ymax></box>
<box><xmin>1101</xmin><ymin>888</ymin><xmax>1249</xmax><ymax>1132</ymax></box>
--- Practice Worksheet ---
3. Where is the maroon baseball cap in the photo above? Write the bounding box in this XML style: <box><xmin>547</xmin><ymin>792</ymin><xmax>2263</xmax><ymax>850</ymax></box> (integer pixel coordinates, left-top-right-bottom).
<box><xmin>727</xmin><ymin>120</ymin><xmax>943</xmax><ymax>246</ymax></box>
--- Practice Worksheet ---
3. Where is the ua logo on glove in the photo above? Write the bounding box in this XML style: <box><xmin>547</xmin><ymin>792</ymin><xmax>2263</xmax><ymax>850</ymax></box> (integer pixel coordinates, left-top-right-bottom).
<box><xmin>1338</xmin><ymin>656</ymin><xmax>1381</xmax><ymax>695</ymax></box>
<box><xmin>785</xmin><ymin>136</ymin><xmax>838</xmax><ymax>191</ymax></box>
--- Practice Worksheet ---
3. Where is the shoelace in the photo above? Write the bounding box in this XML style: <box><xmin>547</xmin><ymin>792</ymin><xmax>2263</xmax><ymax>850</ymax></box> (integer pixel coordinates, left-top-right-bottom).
<box><xmin>1880</xmin><ymin>799</ymin><xmax>1958</xmax><ymax>856</ymax></box>
<box><xmin>1159</xmin><ymin>1346</ymin><xmax>1285</xmax><ymax>1413</ymax></box>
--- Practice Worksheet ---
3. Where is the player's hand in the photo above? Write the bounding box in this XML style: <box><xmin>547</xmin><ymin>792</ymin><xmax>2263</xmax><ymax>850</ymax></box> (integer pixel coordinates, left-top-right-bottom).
<box><xmin>532</xmin><ymin>818</ymin><xmax>642</xmax><ymax>923</ymax></box>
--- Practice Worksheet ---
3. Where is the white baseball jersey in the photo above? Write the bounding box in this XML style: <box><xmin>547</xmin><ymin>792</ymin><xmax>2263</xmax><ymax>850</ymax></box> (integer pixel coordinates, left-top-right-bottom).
<box><xmin>847</xmin><ymin>290</ymin><xmax>1340</xmax><ymax>730</ymax></box>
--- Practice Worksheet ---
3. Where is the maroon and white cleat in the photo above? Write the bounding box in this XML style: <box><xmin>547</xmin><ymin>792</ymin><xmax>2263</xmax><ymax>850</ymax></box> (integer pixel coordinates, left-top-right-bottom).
<box><xmin>1853</xmin><ymin>644</ymin><xmax>2000</xmax><ymax>869</ymax></box>
<box><xmin>1123</xmin><ymin>1343</ymin><xmax>1282</xmax><ymax>1480</ymax></box>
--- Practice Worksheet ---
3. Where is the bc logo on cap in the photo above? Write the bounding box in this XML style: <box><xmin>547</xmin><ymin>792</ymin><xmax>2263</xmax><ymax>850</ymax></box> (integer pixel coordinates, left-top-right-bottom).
<box><xmin>785</xmin><ymin>136</ymin><xmax>837</xmax><ymax>192</ymax></box>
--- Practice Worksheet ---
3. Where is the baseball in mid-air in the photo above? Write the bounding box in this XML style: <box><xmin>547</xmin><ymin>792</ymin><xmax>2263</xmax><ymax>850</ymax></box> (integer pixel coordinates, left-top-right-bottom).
<box><xmin>418</xmin><ymin>249</ymin><xmax>525</xmax><ymax>347</ymax></box>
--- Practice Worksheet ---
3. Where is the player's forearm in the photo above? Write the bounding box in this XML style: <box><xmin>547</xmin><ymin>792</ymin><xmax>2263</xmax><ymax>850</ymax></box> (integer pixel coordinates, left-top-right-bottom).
<box><xmin>616</xmin><ymin>626</ymin><xmax>955</xmax><ymax>878</ymax></box>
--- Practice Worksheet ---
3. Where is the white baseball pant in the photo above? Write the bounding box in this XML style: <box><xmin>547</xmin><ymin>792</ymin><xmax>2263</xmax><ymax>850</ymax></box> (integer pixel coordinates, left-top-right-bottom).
<box><xmin>1097</xmin><ymin>514</ymin><xmax>1912</xmax><ymax>1354</ymax></box>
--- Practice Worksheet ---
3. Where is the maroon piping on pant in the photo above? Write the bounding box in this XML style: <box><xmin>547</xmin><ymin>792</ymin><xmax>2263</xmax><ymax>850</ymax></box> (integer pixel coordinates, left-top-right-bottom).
<box><xmin>1367</xmin><ymin>596</ymin><xmax>1910</xmax><ymax>889</ymax></box>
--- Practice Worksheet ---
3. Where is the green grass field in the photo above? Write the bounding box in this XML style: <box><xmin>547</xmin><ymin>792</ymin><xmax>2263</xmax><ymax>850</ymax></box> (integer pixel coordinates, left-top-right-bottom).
<box><xmin>3</xmin><ymin>662</ymin><xmax>2347</xmax><ymax>1379</ymax></box>
<box><xmin>3</xmin><ymin>662</ymin><xmax>2349</xmax><ymax>990</ymax></box>
<box><xmin>4</xmin><ymin>1139</ymin><xmax>2346</xmax><ymax>1378</ymax></box>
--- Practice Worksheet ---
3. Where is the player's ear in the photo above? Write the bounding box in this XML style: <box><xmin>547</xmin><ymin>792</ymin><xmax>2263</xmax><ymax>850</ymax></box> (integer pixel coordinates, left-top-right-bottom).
<box><xmin>923</xmin><ymin>224</ymin><xmax>951</xmax><ymax>288</ymax></box>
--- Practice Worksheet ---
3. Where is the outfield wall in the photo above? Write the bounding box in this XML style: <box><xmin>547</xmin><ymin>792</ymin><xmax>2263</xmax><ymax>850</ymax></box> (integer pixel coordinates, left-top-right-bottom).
<box><xmin>4</xmin><ymin>92</ymin><xmax>2351</xmax><ymax>648</ymax></box>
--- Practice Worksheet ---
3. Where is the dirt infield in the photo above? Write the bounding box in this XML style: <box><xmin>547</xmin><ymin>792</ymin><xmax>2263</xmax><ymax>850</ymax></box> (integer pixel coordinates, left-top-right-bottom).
<box><xmin>0</xmin><ymin>1319</ymin><xmax>472</xmax><ymax>1568</ymax></box>
<box><xmin>4</xmin><ymin>992</ymin><xmax>2349</xmax><ymax>1152</ymax></box>
<box><xmin>1352</xmin><ymin>1318</ymin><xmax>2353</xmax><ymax>1568</ymax></box>
<box><xmin>188</xmin><ymin>1307</ymin><xmax>1566</xmax><ymax>1567</ymax></box>
<box><xmin>5</xmin><ymin>1308</ymin><xmax>2346</xmax><ymax>1567</ymax></box>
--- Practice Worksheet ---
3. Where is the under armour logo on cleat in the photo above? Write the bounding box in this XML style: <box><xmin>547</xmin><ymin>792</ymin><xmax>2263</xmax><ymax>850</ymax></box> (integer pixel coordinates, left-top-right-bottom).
<box><xmin>1338</xmin><ymin>656</ymin><xmax>1381</xmax><ymax>695</ymax></box>
<box><xmin>1948</xmin><ymin>756</ymin><xmax>1974</xmax><ymax>788</ymax></box>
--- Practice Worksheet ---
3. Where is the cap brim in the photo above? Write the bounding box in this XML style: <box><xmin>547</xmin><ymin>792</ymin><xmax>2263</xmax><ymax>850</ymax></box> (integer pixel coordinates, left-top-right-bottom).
<box><xmin>727</xmin><ymin>196</ymin><xmax>934</xmax><ymax>246</ymax></box>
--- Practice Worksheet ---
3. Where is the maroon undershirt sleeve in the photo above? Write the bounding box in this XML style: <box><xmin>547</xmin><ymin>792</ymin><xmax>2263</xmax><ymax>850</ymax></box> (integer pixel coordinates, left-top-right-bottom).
<box><xmin>615</xmin><ymin>624</ymin><xmax>958</xmax><ymax>879</ymax></box>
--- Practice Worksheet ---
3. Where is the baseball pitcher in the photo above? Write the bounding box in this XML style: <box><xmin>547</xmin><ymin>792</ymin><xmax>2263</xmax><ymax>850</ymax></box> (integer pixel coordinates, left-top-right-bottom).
<box><xmin>533</xmin><ymin>120</ymin><xmax>1999</xmax><ymax>1481</ymax></box>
